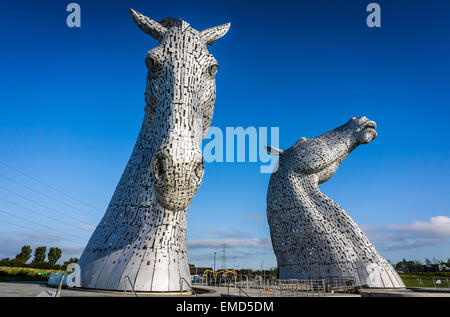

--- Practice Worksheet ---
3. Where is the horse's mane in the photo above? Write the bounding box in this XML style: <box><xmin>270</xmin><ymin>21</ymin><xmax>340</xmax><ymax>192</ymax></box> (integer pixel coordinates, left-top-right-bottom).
<box><xmin>159</xmin><ymin>17</ymin><xmax>184</xmax><ymax>29</ymax></box>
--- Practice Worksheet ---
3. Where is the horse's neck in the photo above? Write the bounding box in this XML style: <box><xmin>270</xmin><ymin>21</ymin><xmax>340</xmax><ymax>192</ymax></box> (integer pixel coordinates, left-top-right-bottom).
<box><xmin>101</xmin><ymin>117</ymin><xmax>160</xmax><ymax>223</ymax></box>
<box><xmin>293</xmin><ymin>174</ymin><xmax>358</xmax><ymax>225</ymax></box>
<box><xmin>290</xmin><ymin>173</ymin><xmax>378</xmax><ymax>252</ymax></box>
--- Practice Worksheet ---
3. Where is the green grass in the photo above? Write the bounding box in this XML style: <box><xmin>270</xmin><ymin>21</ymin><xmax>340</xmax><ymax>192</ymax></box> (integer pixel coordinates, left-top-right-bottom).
<box><xmin>399</xmin><ymin>273</ymin><xmax>450</xmax><ymax>288</ymax></box>
<box><xmin>0</xmin><ymin>266</ymin><xmax>67</xmax><ymax>282</ymax></box>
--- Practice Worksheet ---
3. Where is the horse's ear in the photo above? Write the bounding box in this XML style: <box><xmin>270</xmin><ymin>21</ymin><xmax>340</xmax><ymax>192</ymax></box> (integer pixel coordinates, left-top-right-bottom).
<box><xmin>129</xmin><ymin>9</ymin><xmax>167</xmax><ymax>40</ymax></box>
<box><xmin>265</xmin><ymin>146</ymin><xmax>284</xmax><ymax>156</ymax></box>
<box><xmin>200</xmin><ymin>23</ymin><xmax>230</xmax><ymax>45</ymax></box>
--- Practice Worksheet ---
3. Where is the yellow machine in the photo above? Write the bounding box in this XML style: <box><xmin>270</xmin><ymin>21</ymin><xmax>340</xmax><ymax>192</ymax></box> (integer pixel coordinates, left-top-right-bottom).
<box><xmin>202</xmin><ymin>269</ymin><xmax>237</xmax><ymax>279</ymax></box>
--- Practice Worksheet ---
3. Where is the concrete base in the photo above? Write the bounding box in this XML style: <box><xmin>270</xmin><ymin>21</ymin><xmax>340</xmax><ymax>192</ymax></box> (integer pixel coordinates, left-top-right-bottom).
<box><xmin>360</xmin><ymin>288</ymin><xmax>450</xmax><ymax>297</ymax></box>
<box><xmin>0</xmin><ymin>282</ymin><xmax>194</xmax><ymax>297</ymax></box>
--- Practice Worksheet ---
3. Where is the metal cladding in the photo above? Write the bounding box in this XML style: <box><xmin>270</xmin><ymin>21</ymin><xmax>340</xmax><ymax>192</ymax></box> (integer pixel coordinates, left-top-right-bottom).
<box><xmin>77</xmin><ymin>9</ymin><xmax>229</xmax><ymax>292</ymax></box>
<box><xmin>267</xmin><ymin>117</ymin><xmax>405</xmax><ymax>288</ymax></box>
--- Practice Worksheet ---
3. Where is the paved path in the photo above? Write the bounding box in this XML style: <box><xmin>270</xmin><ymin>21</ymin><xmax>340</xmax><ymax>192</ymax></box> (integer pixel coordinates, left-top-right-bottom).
<box><xmin>0</xmin><ymin>282</ymin><xmax>361</xmax><ymax>297</ymax></box>
<box><xmin>360</xmin><ymin>288</ymin><xmax>450</xmax><ymax>297</ymax></box>
<box><xmin>0</xmin><ymin>282</ymin><xmax>187</xmax><ymax>297</ymax></box>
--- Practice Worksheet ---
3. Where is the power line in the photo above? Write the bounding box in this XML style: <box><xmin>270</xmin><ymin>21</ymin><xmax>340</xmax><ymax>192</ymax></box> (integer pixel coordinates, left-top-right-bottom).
<box><xmin>0</xmin><ymin>185</ymin><xmax>96</xmax><ymax>226</ymax></box>
<box><xmin>0</xmin><ymin>218</ymin><xmax>81</xmax><ymax>245</ymax></box>
<box><xmin>0</xmin><ymin>172</ymin><xmax>99</xmax><ymax>219</ymax></box>
<box><xmin>0</xmin><ymin>197</ymin><xmax>93</xmax><ymax>235</ymax></box>
<box><xmin>0</xmin><ymin>160</ymin><xmax>103</xmax><ymax>213</ymax></box>
<box><xmin>0</xmin><ymin>208</ymin><xmax>85</xmax><ymax>243</ymax></box>
<box><xmin>0</xmin><ymin>218</ymin><xmax>64</xmax><ymax>242</ymax></box>
<box><xmin>222</xmin><ymin>244</ymin><xmax>226</xmax><ymax>270</ymax></box>
<box><xmin>0</xmin><ymin>207</ymin><xmax>86</xmax><ymax>241</ymax></box>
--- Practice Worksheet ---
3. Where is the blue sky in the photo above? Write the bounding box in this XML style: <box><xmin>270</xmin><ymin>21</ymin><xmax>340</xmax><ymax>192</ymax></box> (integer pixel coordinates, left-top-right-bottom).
<box><xmin>0</xmin><ymin>0</ymin><xmax>449</xmax><ymax>269</ymax></box>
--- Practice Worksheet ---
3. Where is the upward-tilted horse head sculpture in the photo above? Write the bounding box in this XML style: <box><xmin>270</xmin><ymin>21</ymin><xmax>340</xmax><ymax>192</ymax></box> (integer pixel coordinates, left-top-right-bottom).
<box><xmin>78</xmin><ymin>9</ymin><xmax>229</xmax><ymax>292</ymax></box>
<box><xmin>267</xmin><ymin>116</ymin><xmax>405</xmax><ymax>288</ymax></box>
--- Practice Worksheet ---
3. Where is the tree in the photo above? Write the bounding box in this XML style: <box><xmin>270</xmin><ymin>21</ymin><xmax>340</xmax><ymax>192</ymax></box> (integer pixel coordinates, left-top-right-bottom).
<box><xmin>63</xmin><ymin>257</ymin><xmax>78</xmax><ymax>265</ymax></box>
<box><xmin>32</xmin><ymin>246</ymin><xmax>47</xmax><ymax>263</ymax></box>
<box><xmin>47</xmin><ymin>247</ymin><xmax>62</xmax><ymax>265</ymax></box>
<box><xmin>62</xmin><ymin>257</ymin><xmax>79</xmax><ymax>270</ymax></box>
<box><xmin>412</xmin><ymin>260</ymin><xmax>424</xmax><ymax>273</ymax></box>
<box><xmin>0</xmin><ymin>258</ymin><xmax>11</xmax><ymax>266</ymax></box>
<box><xmin>15</xmin><ymin>245</ymin><xmax>32</xmax><ymax>263</ymax></box>
<box><xmin>268</xmin><ymin>267</ymin><xmax>278</xmax><ymax>280</ymax></box>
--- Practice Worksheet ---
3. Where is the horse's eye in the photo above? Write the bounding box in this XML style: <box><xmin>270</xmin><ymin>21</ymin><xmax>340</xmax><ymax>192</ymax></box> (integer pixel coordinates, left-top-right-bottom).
<box><xmin>209</xmin><ymin>64</ymin><xmax>218</xmax><ymax>76</ymax></box>
<box><xmin>145</xmin><ymin>57</ymin><xmax>154</xmax><ymax>69</ymax></box>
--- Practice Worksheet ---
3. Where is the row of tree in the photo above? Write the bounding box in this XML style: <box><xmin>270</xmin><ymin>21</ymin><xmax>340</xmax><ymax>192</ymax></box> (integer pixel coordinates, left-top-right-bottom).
<box><xmin>15</xmin><ymin>245</ymin><xmax>61</xmax><ymax>264</ymax></box>
<box><xmin>0</xmin><ymin>245</ymin><xmax>78</xmax><ymax>270</ymax></box>
<box><xmin>394</xmin><ymin>258</ymin><xmax>450</xmax><ymax>273</ymax></box>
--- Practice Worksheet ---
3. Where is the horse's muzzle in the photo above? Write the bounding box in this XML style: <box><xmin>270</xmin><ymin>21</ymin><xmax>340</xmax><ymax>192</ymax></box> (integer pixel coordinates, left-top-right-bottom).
<box><xmin>151</xmin><ymin>150</ymin><xmax>204</xmax><ymax>211</ymax></box>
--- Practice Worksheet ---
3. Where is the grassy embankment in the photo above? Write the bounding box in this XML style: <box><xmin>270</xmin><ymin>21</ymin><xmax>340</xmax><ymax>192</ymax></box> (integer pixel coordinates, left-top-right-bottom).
<box><xmin>0</xmin><ymin>266</ymin><xmax>67</xmax><ymax>282</ymax></box>
<box><xmin>398</xmin><ymin>272</ymin><xmax>450</xmax><ymax>288</ymax></box>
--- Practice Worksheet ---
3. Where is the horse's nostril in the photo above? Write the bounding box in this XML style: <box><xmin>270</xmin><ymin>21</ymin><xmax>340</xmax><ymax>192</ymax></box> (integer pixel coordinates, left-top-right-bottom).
<box><xmin>152</xmin><ymin>154</ymin><xmax>165</xmax><ymax>183</ymax></box>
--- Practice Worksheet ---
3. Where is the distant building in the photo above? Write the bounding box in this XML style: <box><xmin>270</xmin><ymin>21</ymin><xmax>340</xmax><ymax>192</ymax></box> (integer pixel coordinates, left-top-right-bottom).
<box><xmin>189</xmin><ymin>267</ymin><xmax>213</xmax><ymax>276</ymax></box>
<box><xmin>236</xmin><ymin>269</ymin><xmax>252</xmax><ymax>276</ymax></box>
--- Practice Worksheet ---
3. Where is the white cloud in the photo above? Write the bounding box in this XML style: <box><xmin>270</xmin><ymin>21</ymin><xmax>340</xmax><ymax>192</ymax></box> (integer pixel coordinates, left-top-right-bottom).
<box><xmin>187</xmin><ymin>237</ymin><xmax>271</xmax><ymax>250</ymax></box>
<box><xmin>246</xmin><ymin>214</ymin><xmax>265</xmax><ymax>222</ymax></box>
<box><xmin>362</xmin><ymin>216</ymin><xmax>450</xmax><ymax>252</ymax></box>
<box><xmin>23</xmin><ymin>231</ymin><xmax>64</xmax><ymax>242</ymax></box>
<box><xmin>204</xmin><ymin>227</ymin><xmax>250</xmax><ymax>238</ymax></box>
<box><xmin>382</xmin><ymin>239</ymin><xmax>448</xmax><ymax>252</ymax></box>
<box><xmin>189</xmin><ymin>227</ymin><xmax>276</xmax><ymax>268</ymax></box>
<box><xmin>79</xmin><ymin>223</ymin><xmax>95</xmax><ymax>231</ymax></box>
<box><xmin>61</xmin><ymin>246</ymin><xmax>85</xmax><ymax>258</ymax></box>
<box><xmin>386</xmin><ymin>216</ymin><xmax>450</xmax><ymax>239</ymax></box>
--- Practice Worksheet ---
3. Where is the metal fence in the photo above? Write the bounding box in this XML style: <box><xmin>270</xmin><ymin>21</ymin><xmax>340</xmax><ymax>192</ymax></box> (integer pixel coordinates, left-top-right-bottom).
<box><xmin>192</xmin><ymin>274</ymin><xmax>450</xmax><ymax>296</ymax></box>
<box><xmin>276</xmin><ymin>279</ymin><xmax>326</xmax><ymax>296</ymax></box>
<box><xmin>324</xmin><ymin>276</ymin><xmax>356</xmax><ymax>288</ymax></box>
<box><xmin>192</xmin><ymin>278</ymin><xmax>337</xmax><ymax>297</ymax></box>
<box><xmin>402</xmin><ymin>275</ymin><xmax>450</xmax><ymax>288</ymax></box>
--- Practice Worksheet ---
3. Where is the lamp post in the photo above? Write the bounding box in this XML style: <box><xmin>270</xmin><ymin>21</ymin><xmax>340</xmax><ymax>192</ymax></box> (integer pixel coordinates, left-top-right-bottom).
<box><xmin>213</xmin><ymin>252</ymin><xmax>217</xmax><ymax>286</ymax></box>
<box><xmin>261</xmin><ymin>261</ymin><xmax>264</xmax><ymax>287</ymax></box>
<box><xmin>195</xmin><ymin>258</ymin><xmax>198</xmax><ymax>276</ymax></box>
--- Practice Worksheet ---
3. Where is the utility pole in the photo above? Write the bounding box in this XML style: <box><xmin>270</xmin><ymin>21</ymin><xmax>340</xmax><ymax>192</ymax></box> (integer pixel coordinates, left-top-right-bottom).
<box><xmin>261</xmin><ymin>261</ymin><xmax>264</xmax><ymax>284</ymax></box>
<box><xmin>222</xmin><ymin>244</ymin><xmax>226</xmax><ymax>270</ymax></box>
<box><xmin>213</xmin><ymin>252</ymin><xmax>216</xmax><ymax>272</ymax></box>
<box><xmin>195</xmin><ymin>258</ymin><xmax>198</xmax><ymax>276</ymax></box>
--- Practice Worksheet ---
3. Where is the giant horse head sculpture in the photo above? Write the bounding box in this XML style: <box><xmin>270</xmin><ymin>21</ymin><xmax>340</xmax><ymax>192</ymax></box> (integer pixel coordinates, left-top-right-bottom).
<box><xmin>268</xmin><ymin>116</ymin><xmax>378</xmax><ymax>183</ymax></box>
<box><xmin>77</xmin><ymin>10</ymin><xmax>230</xmax><ymax>292</ymax></box>
<box><xmin>130</xmin><ymin>9</ymin><xmax>230</xmax><ymax>211</ymax></box>
<box><xmin>267</xmin><ymin>116</ymin><xmax>405</xmax><ymax>288</ymax></box>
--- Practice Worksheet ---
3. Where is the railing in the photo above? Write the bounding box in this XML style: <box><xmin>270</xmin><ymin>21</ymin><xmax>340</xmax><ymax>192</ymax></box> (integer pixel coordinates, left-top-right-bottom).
<box><xmin>226</xmin><ymin>281</ymin><xmax>250</xmax><ymax>297</ymax></box>
<box><xmin>180</xmin><ymin>277</ymin><xmax>198</xmax><ymax>297</ymax></box>
<box><xmin>324</xmin><ymin>276</ymin><xmax>356</xmax><ymax>288</ymax></box>
<box><xmin>55</xmin><ymin>274</ymin><xmax>65</xmax><ymax>297</ymax></box>
<box><xmin>404</xmin><ymin>275</ymin><xmax>450</xmax><ymax>288</ymax></box>
<box><xmin>192</xmin><ymin>277</ymin><xmax>349</xmax><ymax>297</ymax></box>
<box><xmin>124</xmin><ymin>275</ymin><xmax>138</xmax><ymax>297</ymax></box>
<box><xmin>276</xmin><ymin>279</ymin><xmax>327</xmax><ymax>296</ymax></box>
